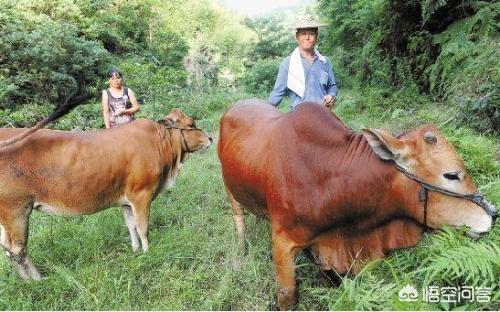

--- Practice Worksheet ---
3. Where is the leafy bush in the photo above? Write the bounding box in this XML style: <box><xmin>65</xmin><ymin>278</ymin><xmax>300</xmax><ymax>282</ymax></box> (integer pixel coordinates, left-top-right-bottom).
<box><xmin>426</xmin><ymin>2</ymin><xmax>499</xmax><ymax>132</ymax></box>
<box><xmin>319</xmin><ymin>0</ymin><xmax>499</xmax><ymax>132</ymax></box>
<box><xmin>242</xmin><ymin>58</ymin><xmax>281</xmax><ymax>94</ymax></box>
<box><xmin>117</xmin><ymin>56</ymin><xmax>187</xmax><ymax>104</ymax></box>
<box><xmin>52</xmin><ymin>101</ymin><xmax>104</xmax><ymax>130</ymax></box>
<box><xmin>0</xmin><ymin>4</ymin><xmax>109</xmax><ymax>107</ymax></box>
<box><xmin>0</xmin><ymin>103</ymin><xmax>52</xmax><ymax>127</ymax></box>
<box><xmin>159</xmin><ymin>0</ymin><xmax>257</xmax><ymax>87</ymax></box>
<box><xmin>319</xmin><ymin>0</ymin><xmax>397</xmax><ymax>87</ymax></box>
<box><xmin>245</xmin><ymin>16</ymin><xmax>296</xmax><ymax>61</ymax></box>
<box><xmin>148</xmin><ymin>30</ymin><xmax>189</xmax><ymax>69</ymax></box>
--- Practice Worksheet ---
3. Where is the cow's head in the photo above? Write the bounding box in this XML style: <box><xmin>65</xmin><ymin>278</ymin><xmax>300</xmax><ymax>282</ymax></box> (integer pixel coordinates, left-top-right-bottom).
<box><xmin>158</xmin><ymin>108</ymin><xmax>212</xmax><ymax>152</ymax></box>
<box><xmin>362</xmin><ymin>124</ymin><xmax>496</xmax><ymax>237</ymax></box>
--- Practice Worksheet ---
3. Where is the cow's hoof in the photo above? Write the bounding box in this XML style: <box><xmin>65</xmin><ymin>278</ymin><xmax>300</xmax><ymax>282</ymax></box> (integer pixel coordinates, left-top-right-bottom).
<box><xmin>238</xmin><ymin>240</ymin><xmax>248</xmax><ymax>255</ymax></box>
<box><xmin>235</xmin><ymin>239</ymin><xmax>247</xmax><ymax>256</ymax></box>
<box><xmin>268</xmin><ymin>288</ymin><xmax>298</xmax><ymax>310</ymax></box>
<box><xmin>268</xmin><ymin>296</ymin><xmax>278</xmax><ymax>311</ymax></box>
<box><xmin>28</xmin><ymin>268</ymin><xmax>42</xmax><ymax>281</ymax></box>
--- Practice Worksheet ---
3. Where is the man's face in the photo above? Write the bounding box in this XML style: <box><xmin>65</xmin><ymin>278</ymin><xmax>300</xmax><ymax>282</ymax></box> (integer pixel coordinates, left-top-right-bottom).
<box><xmin>296</xmin><ymin>28</ymin><xmax>318</xmax><ymax>51</ymax></box>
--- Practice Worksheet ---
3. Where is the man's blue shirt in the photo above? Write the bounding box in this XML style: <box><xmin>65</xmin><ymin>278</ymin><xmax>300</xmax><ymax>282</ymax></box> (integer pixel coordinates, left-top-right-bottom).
<box><xmin>268</xmin><ymin>53</ymin><xmax>338</xmax><ymax>110</ymax></box>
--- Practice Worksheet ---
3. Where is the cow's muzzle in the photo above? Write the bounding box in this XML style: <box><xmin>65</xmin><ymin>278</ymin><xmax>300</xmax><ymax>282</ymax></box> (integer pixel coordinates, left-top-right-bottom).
<box><xmin>468</xmin><ymin>192</ymin><xmax>496</xmax><ymax>218</ymax></box>
<box><xmin>466</xmin><ymin>197</ymin><xmax>496</xmax><ymax>239</ymax></box>
<box><xmin>392</xmin><ymin>161</ymin><xmax>497</xmax><ymax>230</ymax></box>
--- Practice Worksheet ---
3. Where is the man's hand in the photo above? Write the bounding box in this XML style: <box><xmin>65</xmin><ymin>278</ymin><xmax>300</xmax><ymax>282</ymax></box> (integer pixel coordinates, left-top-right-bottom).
<box><xmin>323</xmin><ymin>95</ymin><xmax>335</xmax><ymax>109</ymax></box>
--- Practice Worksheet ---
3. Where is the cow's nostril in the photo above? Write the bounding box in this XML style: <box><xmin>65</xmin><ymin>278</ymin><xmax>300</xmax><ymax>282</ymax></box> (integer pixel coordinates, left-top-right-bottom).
<box><xmin>209</xmin><ymin>137</ymin><xmax>213</xmax><ymax>142</ymax></box>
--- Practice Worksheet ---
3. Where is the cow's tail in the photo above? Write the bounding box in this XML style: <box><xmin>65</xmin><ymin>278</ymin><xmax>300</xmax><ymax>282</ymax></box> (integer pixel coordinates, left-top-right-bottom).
<box><xmin>0</xmin><ymin>87</ymin><xmax>90</xmax><ymax>149</ymax></box>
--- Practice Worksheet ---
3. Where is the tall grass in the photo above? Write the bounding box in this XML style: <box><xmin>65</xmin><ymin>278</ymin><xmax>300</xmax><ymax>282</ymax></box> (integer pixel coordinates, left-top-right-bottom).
<box><xmin>0</xmin><ymin>87</ymin><xmax>498</xmax><ymax>310</ymax></box>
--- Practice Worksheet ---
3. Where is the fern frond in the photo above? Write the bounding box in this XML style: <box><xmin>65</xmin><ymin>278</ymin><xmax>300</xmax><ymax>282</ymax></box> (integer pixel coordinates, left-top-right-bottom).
<box><xmin>421</xmin><ymin>0</ymin><xmax>449</xmax><ymax>23</ymax></box>
<box><xmin>416</xmin><ymin>229</ymin><xmax>500</xmax><ymax>286</ymax></box>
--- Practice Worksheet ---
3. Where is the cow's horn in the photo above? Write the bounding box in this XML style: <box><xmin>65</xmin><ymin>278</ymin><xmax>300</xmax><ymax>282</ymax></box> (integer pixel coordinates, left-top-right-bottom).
<box><xmin>424</xmin><ymin>131</ymin><xmax>437</xmax><ymax>145</ymax></box>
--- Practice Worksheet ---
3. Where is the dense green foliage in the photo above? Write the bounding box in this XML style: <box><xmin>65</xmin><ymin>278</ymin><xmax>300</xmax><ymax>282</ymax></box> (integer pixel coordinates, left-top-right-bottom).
<box><xmin>0</xmin><ymin>0</ymin><xmax>255</xmax><ymax>112</ymax></box>
<box><xmin>0</xmin><ymin>0</ymin><xmax>498</xmax><ymax>310</ymax></box>
<box><xmin>319</xmin><ymin>0</ymin><xmax>499</xmax><ymax>132</ymax></box>
<box><xmin>241</xmin><ymin>57</ymin><xmax>281</xmax><ymax>94</ymax></box>
<box><xmin>0</xmin><ymin>2</ymin><xmax>109</xmax><ymax>107</ymax></box>
<box><xmin>241</xmin><ymin>16</ymin><xmax>295</xmax><ymax>94</ymax></box>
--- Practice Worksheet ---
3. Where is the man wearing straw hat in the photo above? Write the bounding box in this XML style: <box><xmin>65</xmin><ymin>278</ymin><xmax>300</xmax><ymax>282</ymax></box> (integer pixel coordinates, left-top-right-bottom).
<box><xmin>268</xmin><ymin>15</ymin><xmax>338</xmax><ymax>110</ymax></box>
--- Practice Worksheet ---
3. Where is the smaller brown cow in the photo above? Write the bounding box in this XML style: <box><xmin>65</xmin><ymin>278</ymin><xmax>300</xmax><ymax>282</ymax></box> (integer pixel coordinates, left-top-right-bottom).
<box><xmin>0</xmin><ymin>108</ymin><xmax>212</xmax><ymax>280</ymax></box>
<box><xmin>217</xmin><ymin>100</ymin><xmax>496</xmax><ymax>310</ymax></box>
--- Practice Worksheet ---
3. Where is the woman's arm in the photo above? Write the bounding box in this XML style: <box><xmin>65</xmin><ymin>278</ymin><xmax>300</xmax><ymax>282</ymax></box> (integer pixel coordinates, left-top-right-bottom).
<box><xmin>123</xmin><ymin>89</ymin><xmax>140</xmax><ymax>115</ymax></box>
<box><xmin>101</xmin><ymin>90</ymin><xmax>111</xmax><ymax>129</ymax></box>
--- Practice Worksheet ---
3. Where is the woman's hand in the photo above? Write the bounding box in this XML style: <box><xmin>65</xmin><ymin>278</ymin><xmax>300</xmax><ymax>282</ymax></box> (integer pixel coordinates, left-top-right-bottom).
<box><xmin>114</xmin><ymin>107</ymin><xmax>127</xmax><ymax>116</ymax></box>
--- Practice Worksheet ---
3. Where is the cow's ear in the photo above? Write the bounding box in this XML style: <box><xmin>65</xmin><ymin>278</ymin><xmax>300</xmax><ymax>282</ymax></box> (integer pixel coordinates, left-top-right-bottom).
<box><xmin>171</xmin><ymin>108</ymin><xmax>184</xmax><ymax>115</ymax></box>
<box><xmin>157</xmin><ymin>113</ymin><xmax>179</xmax><ymax>127</ymax></box>
<box><xmin>362</xmin><ymin>128</ymin><xmax>405</xmax><ymax>161</ymax></box>
<box><xmin>169</xmin><ymin>108</ymin><xmax>185</xmax><ymax>119</ymax></box>
<box><xmin>158</xmin><ymin>109</ymin><xmax>183</xmax><ymax>127</ymax></box>
<box><xmin>157</xmin><ymin>118</ymin><xmax>175</xmax><ymax>127</ymax></box>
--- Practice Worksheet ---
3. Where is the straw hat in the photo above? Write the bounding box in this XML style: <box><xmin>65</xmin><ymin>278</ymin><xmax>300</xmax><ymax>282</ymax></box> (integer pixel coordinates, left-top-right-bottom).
<box><xmin>294</xmin><ymin>15</ymin><xmax>326</xmax><ymax>30</ymax></box>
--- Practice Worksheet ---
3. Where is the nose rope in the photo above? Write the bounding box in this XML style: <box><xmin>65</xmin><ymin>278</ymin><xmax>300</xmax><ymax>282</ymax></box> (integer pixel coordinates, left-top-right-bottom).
<box><xmin>392</xmin><ymin>161</ymin><xmax>496</xmax><ymax>232</ymax></box>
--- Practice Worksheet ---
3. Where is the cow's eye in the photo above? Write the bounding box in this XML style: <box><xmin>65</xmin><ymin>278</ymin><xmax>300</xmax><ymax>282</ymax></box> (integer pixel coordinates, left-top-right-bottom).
<box><xmin>443</xmin><ymin>172</ymin><xmax>460</xmax><ymax>181</ymax></box>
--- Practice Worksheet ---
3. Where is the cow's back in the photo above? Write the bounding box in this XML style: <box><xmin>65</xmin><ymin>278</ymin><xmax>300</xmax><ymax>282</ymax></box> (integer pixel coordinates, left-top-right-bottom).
<box><xmin>0</xmin><ymin>120</ymin><xmax>164</xmax><ymax>214</ymax></box>
<box><xmin>218</xmin><ymin>101</ymin><xmax>405</xmax><ymax>236</ymax></box>
<box><xmin>218</xmin><ymin>100</ymin><xmax>354</xmax><ymax>218</ymax></box>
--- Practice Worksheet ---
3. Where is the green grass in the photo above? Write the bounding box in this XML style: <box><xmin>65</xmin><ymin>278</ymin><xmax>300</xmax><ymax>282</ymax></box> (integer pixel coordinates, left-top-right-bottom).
<box><xmin>0</xmin><ymin>87</ymin><xmax>498</xmax><ymax>310</ymax></box>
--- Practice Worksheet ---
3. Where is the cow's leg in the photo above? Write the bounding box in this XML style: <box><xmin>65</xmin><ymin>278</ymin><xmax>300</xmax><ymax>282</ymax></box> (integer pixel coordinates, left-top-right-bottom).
<box><xmin>0</xmin><ymin>224</ymin><xmax>9</xmax><ymax>251</ymax></box>
<box><xmin>271</xmin><ymin>228</ymin><xmax>301</xmax><ymax>310</ymax></box>
<box><xmin>122</xmin><ymin>205</ymin><xmax>140</xmax><ymax>252</ymax></box>
<box><xmin>0</xmin><ymin>209</ymin><xmax>40</xmax><ymax>280</ymax></box>
<box><xmin>224</xmin><ymin>185</ymin><xmax>245</xmax><ymax>248</ymax></box>
<box><xmin>128</xmin><ymin>191</ymin><xmax>152</xmax><ymax>253</ymax></box>
<box><xmin>0</xmin><ymin>224</ymin><xmax>13</xmax><ymax>261</ymax></box>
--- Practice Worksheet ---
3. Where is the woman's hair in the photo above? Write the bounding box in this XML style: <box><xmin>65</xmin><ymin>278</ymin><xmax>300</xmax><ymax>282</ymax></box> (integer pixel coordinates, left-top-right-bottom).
<box><xmin>107</xmin><ymin>68</ymin><xmax>123</xmax><ymax>78</ymax></box>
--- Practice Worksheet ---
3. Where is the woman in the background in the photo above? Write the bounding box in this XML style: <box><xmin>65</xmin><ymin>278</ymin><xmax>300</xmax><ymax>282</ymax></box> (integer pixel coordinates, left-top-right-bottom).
<box><xmin>101</xmin><ymin>68</ymin><xmax>140</xmax><ymax>128</ymax></box>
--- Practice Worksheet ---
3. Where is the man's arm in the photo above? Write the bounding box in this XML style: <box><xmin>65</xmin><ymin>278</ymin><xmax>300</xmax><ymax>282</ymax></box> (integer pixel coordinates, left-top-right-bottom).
<box><xmin>326</xmin><ymin>59</ymin><xmax>338</xmax><ymax>99</ymax></box>
<box><xmin>268</xmin><ymin>58</ymin><xmax>290</xmax><ymax>107</ymax></box>
<box><xmin>323</xmin><ymin>58</ymin><xmax>338</xmax><ymax>109</ymax></box>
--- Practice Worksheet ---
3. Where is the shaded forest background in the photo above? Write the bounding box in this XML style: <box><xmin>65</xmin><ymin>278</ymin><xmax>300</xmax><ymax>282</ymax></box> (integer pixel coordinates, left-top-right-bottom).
<box><xmin>0</xmin><ymin>0</ymin><xmax>498</xmax><ymax>132</ymax></box>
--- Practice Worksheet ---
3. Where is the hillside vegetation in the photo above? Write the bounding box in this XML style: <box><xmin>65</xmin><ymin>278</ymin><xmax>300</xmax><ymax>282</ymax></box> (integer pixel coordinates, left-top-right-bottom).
<box><xmin>0</xmin><ymin>0</ymin><xmax>498</xmax><ymax>310</ymax></box>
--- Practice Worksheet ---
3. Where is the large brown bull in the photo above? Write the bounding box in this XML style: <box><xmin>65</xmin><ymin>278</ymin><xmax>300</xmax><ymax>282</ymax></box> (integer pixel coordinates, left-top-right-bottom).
<box><xmin>217</xmin><ymin>100</ymin><xmax>496</xmax><ymax>310</ymax></box>
<box><xmin>0</xmin><ymin>108</ymin><xmax>212</xmax><ymax>280</ymax></box>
